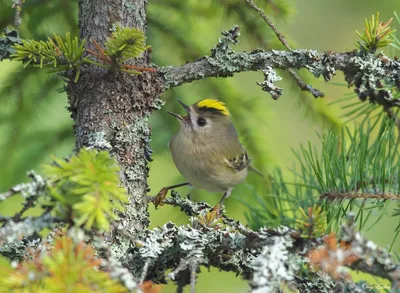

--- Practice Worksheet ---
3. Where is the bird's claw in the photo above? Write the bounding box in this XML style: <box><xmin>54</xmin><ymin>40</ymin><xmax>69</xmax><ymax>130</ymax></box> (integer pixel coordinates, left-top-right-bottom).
<box><xmin>153</xmin><ymin>188</ymin><xmax>168</xmax><ymax>209</ymax></box>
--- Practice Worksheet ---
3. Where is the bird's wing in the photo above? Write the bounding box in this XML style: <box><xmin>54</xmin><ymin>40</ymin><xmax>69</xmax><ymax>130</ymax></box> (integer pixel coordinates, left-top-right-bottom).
<box><xmin>222</xmin><ymin>124</ymin><xmax>263</xmax><ymax>176</ymax></box>
<box><xmin>224</xmin><ymin>147</ymin><xmax>251</xmax><ymax>172</ymax></box>
<box><xmin>224</xmin><ymin>147</ymin><xmax>263</xmax><ymax>176</ymax></box>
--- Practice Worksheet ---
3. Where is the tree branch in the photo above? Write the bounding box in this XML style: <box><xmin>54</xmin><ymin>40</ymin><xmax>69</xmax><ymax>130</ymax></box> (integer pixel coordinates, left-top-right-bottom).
<box><xmin>3</xmin><ymin>25</ymin><xmax>400</xmax><ymax>112</ymax></box>
<box><xmin>1</xmin><ymin>176</ymin><xmax>399</xmax><ymax>291</ymax></box>
<box><xmin>0</xmin><ymin>171</ymin><xmax>47</xmax><ymax>220</ymax></box>
<box><xmin>243</xmin><ymin>0</ymin><xmax>324</xmax><ymax>98</ymax></box>
<box><xmin>159</xmin><ymin>48</ymin><xmax>342</xmax><ymax>86</ymax></box>
<box><xmin>341</xmin><ymin>214</ymin><xmax>400</xmax><ymax>284</ymax></box>
<box><xmin>0</xmin><ymin>171</ymin><xmax>47</xmax><ymax>201</ymax></box>
<box><xmin>0</xmin><ymin>212</ymin><xmax>58</xmax><ymax>243</ymax></box>
<box><xmin>127</xmin><ymin>193</ymin><xmax>400</xmax><ymax>291</ymax></box>
<box><xmin>160</xmin><ymin>25</ymin><xmax>400</xmax><ymax>113</ymax></box>
<box><xmin>321</xmin><ymin>192</ymin><xmax>400</xmax><ymax>200</ymax></box>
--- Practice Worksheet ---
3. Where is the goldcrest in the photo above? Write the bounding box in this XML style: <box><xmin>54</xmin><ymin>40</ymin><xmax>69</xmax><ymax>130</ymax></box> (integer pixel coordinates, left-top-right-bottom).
<box><xmin>167</xmin><ymin>99</ymin><xmax>262</xmax><ymax>206</ymax></box>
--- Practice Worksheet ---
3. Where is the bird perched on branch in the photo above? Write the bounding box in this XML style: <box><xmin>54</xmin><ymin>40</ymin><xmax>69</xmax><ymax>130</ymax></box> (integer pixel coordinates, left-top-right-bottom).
<box><xmin>154</xmin><ymin>99</ymin><xmax>262</xmax><ymax>209</ymax></box>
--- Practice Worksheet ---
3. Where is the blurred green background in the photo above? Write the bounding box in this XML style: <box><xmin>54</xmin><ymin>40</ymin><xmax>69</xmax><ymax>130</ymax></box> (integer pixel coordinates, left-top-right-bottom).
<box><xmin>0</xmin><ymin>0</ymin><xmax>399</xmax><ymax>292</ymax></box>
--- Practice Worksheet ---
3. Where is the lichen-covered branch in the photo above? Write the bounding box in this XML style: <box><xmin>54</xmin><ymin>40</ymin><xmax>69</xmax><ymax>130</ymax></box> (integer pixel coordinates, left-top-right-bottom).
<box><xmin>0</xmin><ymin>171</ymin><xmax>48</xmax><ymax>223</ymax></box>
<box><xmin>160</xmin><ymin>44</ymin><xmax>341</xmax><ymax>87</ymax></box>
<box><xmin>244</xmin><ymin>0</ymin><xmax>324</xmax><ymax>98</ymax></box>
<box><xmin>3</xmin><ymin>25</ymin><xmax>400</xmax><ymax>113</ymax></box>
<box><xmin>257</xmin><ymin>67</ymin><xmax>283</xmax><ymax>99</ymax></box>
<box><xmin>341</xmin><ymin>214</ymin><xmax>399</xmax><ymax>283</ymax></box>
<box><xmin>0</xmin><ymin>171</ymin><xmax>46</xmax><ymax>202</ymax></box>
<box><xmin>136</xmin><ymin>193</ymin><xmax>400</xmax><ymax>291</ymax></box>
<box><xmin>1</xmin><ymin>174</ymin><xmax>399</xmax><ymax>291</ymax></box>
<box><xmin>148</xmin><ymin>190</ymin><xmax>220</xmax><ymax>216</ymax></box>
<box><xmin>11</xmin><ymin>0</ymin><xmax>24</xmax><ymax>27</ymax></box>
<box><xmin>160</xmin><ymin>26</ymin><xmax>400</xmax><ymax>113</ymax></box>
<box><xmin>0</xmin><ymin>213</ymin><xmax>57</xmax><ymax>243</ymax></box>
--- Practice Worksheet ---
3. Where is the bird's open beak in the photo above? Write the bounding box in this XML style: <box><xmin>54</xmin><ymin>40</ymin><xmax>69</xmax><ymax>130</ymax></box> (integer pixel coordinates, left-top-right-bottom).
<box><xmin>177</xmin><ymin>100</ymin><xmax>190</xmax><ymax>113</ymax></box>
<box><xmin>167</xmin><ymin>100</ymin><xmax>191</xmax><ymax>121</ymax></box>
<box><xmin>167</xmin><ymin>111</ymin><xmax>183</xmax><ymax>120</ymax></box>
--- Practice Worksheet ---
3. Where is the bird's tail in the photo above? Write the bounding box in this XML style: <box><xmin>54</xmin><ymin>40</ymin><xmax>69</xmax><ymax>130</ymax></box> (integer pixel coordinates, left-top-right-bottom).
<box><xmin>249</xmin><ymin>164</ymin><xmax>263</xmax><ymax>177</ymax></box>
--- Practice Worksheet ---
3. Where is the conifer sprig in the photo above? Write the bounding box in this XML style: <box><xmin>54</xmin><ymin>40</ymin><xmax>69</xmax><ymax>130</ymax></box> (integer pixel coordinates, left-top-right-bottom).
<box><xmin>356</xmin><ymin>12</ymin><xmax>395</xmax><ymax>52</ymax></box>
<box><xmin>43</xmin><ymin>149</ymin><xmax>128</xmax><ymax>231</ymax></box>
<box><xmin>244</xmin><ymin>120</ymin><xmax>400</xmax><ymax>249</ymax></box>
<box><xmin>0</xmin><ymin>237</ymin><xmax>128</xmax><ymax>292</ymax></box>
<box><xmin>11</xmin><ymin>27</ymin><xmax>154</xmax><ymax>79</ymax></box>
<box><xmin>11</xmin><ymin>32</ymin><xmax>86</xmax><ymax>82</ymax></box>
<box><xmin>105</xmin><ymin>25</ymin><xmax>150</xmax><ymax>63</ymax></box>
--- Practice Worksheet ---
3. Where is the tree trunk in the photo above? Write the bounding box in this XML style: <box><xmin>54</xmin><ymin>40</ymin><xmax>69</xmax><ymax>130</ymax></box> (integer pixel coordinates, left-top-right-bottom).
<box><xmin>67</xmin><ymin>0</ymin><xmax>164</xmax><ymax>234</ymax></box>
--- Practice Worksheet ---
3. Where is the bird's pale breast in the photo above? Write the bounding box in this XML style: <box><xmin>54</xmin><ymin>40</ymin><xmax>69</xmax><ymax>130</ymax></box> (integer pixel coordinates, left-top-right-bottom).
<box><xmin>170</xmin><ymin>133</ymin><xmax>248</xmax><ymax>192</ymax></box>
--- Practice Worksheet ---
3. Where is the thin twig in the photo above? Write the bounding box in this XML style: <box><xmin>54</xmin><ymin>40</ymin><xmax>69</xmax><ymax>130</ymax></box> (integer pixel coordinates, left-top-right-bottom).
<box><xmin>189</xmin><ymin>263</ymin><xmax>197</xmax><ymax>293</ymax></box>
<box><xmin>86</xmin><ymin>48</ymin><xmax>112</xmax><ymax>64</ymax></box>
<box><xmin>0</xmin><ymin>188</ymin><xmax>19</xmax><ymax>201</ymax></box>
<box><xmin>287</xmin><ymin>69</ymin><xmax>325</xmax><ymax>98</ymax></box>
<box><xmin>87</xmin><ymin>39</ymin><xmax>157</xmax><ymax>72</ymax></box>
<box><xmin>0</xmin><ymin>172</ymin><xmax>46</xmax><ymax>202</ymax></box>
<box><xmin>139</xmin><ymin>258</ymin><xmax>151</xmax><ymax>284</ymax></box>
<box><xmin>321</xmin><ymin>192</ymin><xmax>400</xmax><ymax>200</ymax></box>
<box><xmin>12</xmin><ymin>0</ymin><xmax>23</xmax><ymax>27</ymax></box>
<box><xmin>244</xmin><ymin>0</ymin><xmax>291</xmax><ymax>50</ymax></box>
<box><xmin>244</xmin><ymin>0</ymin><xmax>324</xmax><ymax>98</ymax></box>
<box><xmin>12</xmin><ymin>195</ymin><xmax>42</xmax><ymax>222</ymax></box>
<box><xmin>91</xmin><ymin>38</ymin><xmax>111</xmax><ymax>62</ymax></box>
<box><xmin>122</xmin><ymin>64</ymin><xmax>157</xmax><ymax>72</ymax></box>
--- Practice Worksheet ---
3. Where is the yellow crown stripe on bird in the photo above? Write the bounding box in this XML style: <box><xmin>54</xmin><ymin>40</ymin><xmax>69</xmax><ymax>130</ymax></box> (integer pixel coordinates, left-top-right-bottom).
<box><xmin>196</xmin><ymin>99</ymin><xmax>230</xmax><ymax>116</ymax></box>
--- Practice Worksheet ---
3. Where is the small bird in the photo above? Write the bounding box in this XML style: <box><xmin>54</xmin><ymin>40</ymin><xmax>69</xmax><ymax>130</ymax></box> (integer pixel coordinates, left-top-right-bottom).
<box><xmin>154</xmin><ymin>99</ymin><xmax>262</xmax><ymax>208</ymax></box>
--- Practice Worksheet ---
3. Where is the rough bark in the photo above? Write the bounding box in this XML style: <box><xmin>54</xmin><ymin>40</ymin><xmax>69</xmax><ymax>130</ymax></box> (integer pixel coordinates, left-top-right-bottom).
<box><xmin>68</xmin><ymin>0</ymin><xmax>164</xmax><ymax>234</ymax></box>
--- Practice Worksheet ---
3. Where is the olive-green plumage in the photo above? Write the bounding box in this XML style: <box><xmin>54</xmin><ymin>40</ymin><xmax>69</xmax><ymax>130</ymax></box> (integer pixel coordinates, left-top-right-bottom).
<box><xmin>168</xmin><ymin>99</ymin><xmax>261</xmax><ymax>204</ymax></box>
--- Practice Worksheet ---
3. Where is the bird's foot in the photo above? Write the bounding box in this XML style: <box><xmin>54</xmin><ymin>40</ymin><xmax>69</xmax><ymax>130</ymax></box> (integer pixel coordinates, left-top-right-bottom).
<box><xmin>153</xmin><ymin>187</ymin><xmax>169</xmax><ymax>209</ymax></box>
<box><xmin>212</xmin><ymin>203</ymin><xmax>223</xmax><ymax>218</ymax></box>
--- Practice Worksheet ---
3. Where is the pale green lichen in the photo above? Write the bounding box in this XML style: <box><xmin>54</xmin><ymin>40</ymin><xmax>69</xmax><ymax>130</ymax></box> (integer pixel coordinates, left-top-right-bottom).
<box><xmin>0</xmin><ymin>213</ymin><xmax>55</xmax><ymax>243</ymax></box>
<box><xmin>0</xmin><ymin>171</ymin><xmax>46</xmax><ymax>201</ymax></box>
<box><xmin>124</xmin><ymin>164</ymin><xmax>147</xmax><ymax>181</ymax></box>
<box><xmin>346</xmin><ymin>53</ymin><xmax>399</xmax><ymax>106</ymax></box>
<box><xmin>250</xmin><ymin>228</ymin><xmax>299</xmax><ymax>293</ymax></box>
<box><xmin>110</xmin><ymin>22</ymin><xmax>120</xmax><ymax>33</ymax></box>
<box><xmin>293</xmin><ymin>49</ymin><xmax>336</xmax><ymax>81</ymax></box>
<box><xmin>206</xmin><ymin>25</ymin><xmax>241</xmax><ymax>74</ymax></box>
<box><xmin>161</xmin><ymin>27</ymin><xmax>341</xmax><ymax>92</ymax></box>
<box><xmin>87</xmin><ymin>131</ymin><xmax>112</xmax><ymax>150</ymax></box>
<box><xmin>340</xmin><ymin>213</ymin><xmax>400</xmax><ymax>280</ymax></box>
<box><xmin>139</xmin><ymin>223</ymin><xmax>176</xmax><ymax>259</ymax></box>
<box><xmin>150</xmin><ymin>97</ymin><xmax>165</xmax><ymax>111</ymax></box>
<box><xmin>115</xmin><ymin>118</ymin><xmax>151</xmax><ymax>146</ymax></box>
<box><xmin>92</xmin><ymin>234</ymin><xmax>138</xmax><ymax>292</ymax></box>
<box><xmin>124</xmin><ymin>2</ymin><xmax>136</xmax><ymax>12</ymax></box>
<box><xmin>257</xmin><ymin>67</ymin><xmax>283</xmax><ymax>99</ymax></box>
<box><xmin>0</xmin><ymin>240</ymin><xmax>27</xmax><ymax>260</ymax></box>
<box><xmin>0</xmin><ymin>28</ymin><xmax>20</xmax><ymax>61</ymax></box>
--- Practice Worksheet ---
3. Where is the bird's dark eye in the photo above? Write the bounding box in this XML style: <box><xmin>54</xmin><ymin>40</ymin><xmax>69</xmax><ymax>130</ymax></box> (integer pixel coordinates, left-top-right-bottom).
<box><xmin>197</xmin><ymin>117</ymin><xmax>206</xmax><ymax>127</ymax></box>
